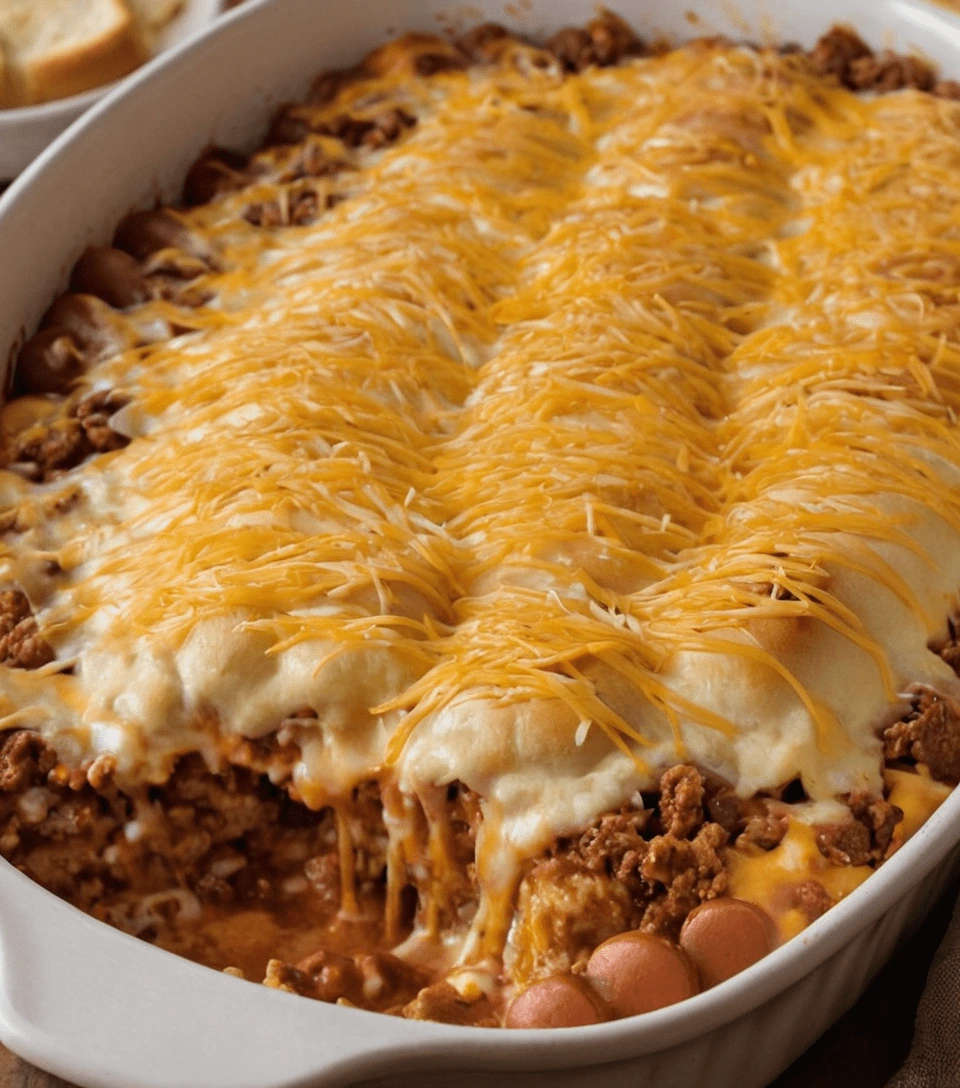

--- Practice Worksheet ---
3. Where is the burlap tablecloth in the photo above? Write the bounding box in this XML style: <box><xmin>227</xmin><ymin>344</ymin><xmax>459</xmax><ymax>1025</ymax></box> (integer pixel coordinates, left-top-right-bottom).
<box><xmin>887</xmin><ymin>893</ymin><xmax>960</xmax><ymax>1088</ymax></box>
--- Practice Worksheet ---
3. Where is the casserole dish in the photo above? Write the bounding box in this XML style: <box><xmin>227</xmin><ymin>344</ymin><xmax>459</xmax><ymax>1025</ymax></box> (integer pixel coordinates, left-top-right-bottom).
<box><xmin>3</xmin><ymin>0</ymin><xmax>960</xmax><ymax>1084</ymax></box>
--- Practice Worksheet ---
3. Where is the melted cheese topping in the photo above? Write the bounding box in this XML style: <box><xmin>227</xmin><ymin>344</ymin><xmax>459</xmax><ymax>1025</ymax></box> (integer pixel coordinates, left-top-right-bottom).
<box><xmin>1</xmin><ymin>39</ymin><xmax>960</xmax><ymax>952</ymax></box>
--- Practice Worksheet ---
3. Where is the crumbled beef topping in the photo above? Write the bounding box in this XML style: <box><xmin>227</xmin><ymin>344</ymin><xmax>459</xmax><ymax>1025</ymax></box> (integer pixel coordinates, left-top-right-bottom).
<box><xmin>0</xmin><ymin>736</ymin><xmax>334</xmax><ymax>925</ymax></box>
<box><xmin>10</xmin><ymin>390</ymin><xmax>129</xmax><ymax>480</ymax></box>
<box><xmin>815</xmin><ymin>790</ymin><xmax>902</xmax><ymax>866</ymax></box>
<box><xmin>882</xmin><ymin>688</ymin><xmax>960</xmax><ymax>785</ymax></box>
<box><xmin>456</xmin><ymin>23</ymin><xmax>514</xmax><ymax>64</ymax></box>
<box><xmin>659</xmin><ymin>763</ymin><xmax>705</xmax><ymax>838</ymax></box>
<box><xmin>0</xmin><ymin>589</ymin><xmax>54</xmax><ymax>669</ymax></box>
<box><xmin>794</xmin><ymin>879</ymin><xmax>833</xmax><ymax>922</ymax></box>
<box><xmin>560</xmin><ymin>765</ymin><xmax>728</xmax><ymax>940</ymax></box>
<box><xmin>705</xmin><ymin>780</ymin><xmax>788</xmax><ymax>850</ymax></box>
<box><xmin>401</xmin><ymin>980</ymin><xmax>497</xmax><ymax>1026</ymax></box>
<box><xmin>808</xmin><ymin>26</ymin><xmax>950</xmax><ymax>97</ymax></box>
<box><xmin>546</xmin><ymin>13</ymin><xmax>645</xmax><ymax>72</ymax></box>
<box><xmin>739</xmin><ymin>813</ymin><xmax>789</xmax><ymax>850</ymax></box>
<box><xmin>265</xmin><ymin>948</ymin><xmax>427</xmax><ymax>1011</ymax></box>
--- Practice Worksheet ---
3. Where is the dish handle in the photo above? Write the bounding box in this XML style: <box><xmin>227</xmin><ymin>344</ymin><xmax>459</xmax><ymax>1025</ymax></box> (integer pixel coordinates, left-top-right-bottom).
<box><xmin>0</xmin><ymin>861</ymin><xmax>436</xmax><ymax>1088</ymax></box>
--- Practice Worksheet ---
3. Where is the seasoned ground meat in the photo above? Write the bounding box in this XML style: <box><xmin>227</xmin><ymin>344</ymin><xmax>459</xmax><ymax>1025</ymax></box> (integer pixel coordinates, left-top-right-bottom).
<box><xmin>332</xmin><ymin>107</ymin><xmax>417</xmax><ymax>150</ymax></box>
<box><xmin>245</xmin><ymin>186</ymin><xmax>325</xmax><ymax>229</ymax></box>
<box><xmin>0</xmin><ymin>589</ymin><xmax>53</xmax><ymax>669</ymax></box>
<box><xmin>265</xmin><ymin>948</ymin><xmax>426</xmax><ymax>1011</ymax></box>
<box><xmin>401</xmin><ymin>981</ymin><xmax>497</xmax><ymax>1026</ymax></box>
<box><xmin>847</xmin><ymin>51</ymin><xmax>935</xmax><ymax>93</ymax></box>
<box><xmin>10</xmin><ymin>391</ymin><xmax>129</xmax><ymax>480</ymax></box>
<box><xmin>74</xmin><ymin>390</ymin><xmax>130</xmax><ymax>453</ymax></box>
<box><xmin>346</xmin><ymin>780</ymin><xmax>389</xmax><ymax>893</ymax></box>
<box><xmin>567</xmin><ymin>806</ymin><xmax>650</xmax><ymax>896</ymax></box>
<box><xmin>11</xmin><ymin>417</ymin><xmax>90</xmax><ymax>477</ymax></box>
<box><xmin>267</xmin><ymin>103</ymin><xmax>416</xmax><ymax>154</ymax></box>
<box><xmin>704</xmin><ymin>780</ymin><xmax>787</xmax><ymax>850</ymax></box>
<box><xmin>815</xmin><ymin>791</ymin><xmax>902</xmax><ymax>866</ymax></box>
<box><xmin>0</xmin><ymin>735</ymin><xmax>336</xmax><ymax>931</ymax></box>
<box><xmin>509</xmin><ymin>765</ymin><xmax>730</xmax><ymax>987</ymax></box>
<box><xmin>546</xmin><ymin>28</ymin><xmax>599</xmax><ymax>73</ymax></box>
<box><xmin>883</xmin><ymin>688</ymin><xmax>960</xmax><ymax>784</ymax></box>
<box><xmin>794</xmin><ymin>879</ymin><xmax>833</xmax><ymax>922</ymax></box>
<box><xmin>740</xmin><ymin>813</ymin><xmax>789</xmax><ymax>850</ymax></box>
<box><xmin>456</xmin><ymin>23</ymin><xmax>514</xmax><ymax>64</ymax></box>
<box><xmin>808</xmin><ymin>25</ymin><xmax>873</xmax><ymax>84</ymax></box>
<box><xmin>637</xmin><ymin>821</ymin><xmax>728</xmax><ymax>936</ymax></box>
<box><xmin>546</xmin><ymin>13</ymin><xmax>645</xmax><ymax>71</ymax></box>
<box><xmin>939</xmin><ymin>622</ymin><xmax>960</xmax><ymax>674</ymax></box>
<box><xmin>659</xmin><ymin>763</ymin><xmax>705</xmax><ymax>838</ymax></box>
<box><xmin>0</xmin><ymin>729</ymin><xmax>56</xmax><ymax>792</ymax></box>
<box><xmin>808</xmin><ymin>26</ymin><xmax>946</xmax><ymax>97</ymax></box>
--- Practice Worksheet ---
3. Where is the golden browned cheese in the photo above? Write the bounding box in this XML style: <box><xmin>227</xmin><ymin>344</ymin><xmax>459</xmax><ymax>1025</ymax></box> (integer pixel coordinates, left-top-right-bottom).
<box><xmin>0</xmin><ymin>31</ymin><xmax>958</xmax><ymax>972</ymax></box>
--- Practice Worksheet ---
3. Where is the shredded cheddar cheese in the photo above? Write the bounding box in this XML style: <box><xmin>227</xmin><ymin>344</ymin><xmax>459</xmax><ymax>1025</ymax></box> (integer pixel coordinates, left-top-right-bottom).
<box><xmin>1</xmin><ymin>37</ymin><xmax>959</xmax><ymax>961</ymax></box>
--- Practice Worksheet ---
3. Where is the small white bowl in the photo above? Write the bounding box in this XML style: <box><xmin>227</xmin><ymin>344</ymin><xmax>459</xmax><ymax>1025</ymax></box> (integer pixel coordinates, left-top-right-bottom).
<box><xmin>0</xmin><ymin>0</ymin><xmax>224</xmax><ymax>179</ymax></box>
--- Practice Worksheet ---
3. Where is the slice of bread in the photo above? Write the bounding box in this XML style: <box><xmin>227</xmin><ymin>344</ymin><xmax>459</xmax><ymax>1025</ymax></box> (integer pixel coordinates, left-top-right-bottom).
<box><xmin>0</xmin><ymin>0</ymin><xmax>145</xmax><ymax>106</ymax></box>
<box><xmin>126</xmin><ymin>0</ymin><xmax>185</xmax><ymax>33</ymax></box>
<box><xmin>0</xmin><ymin>44</ymin><xmax>9</xmax><ymax>108</ymax></box>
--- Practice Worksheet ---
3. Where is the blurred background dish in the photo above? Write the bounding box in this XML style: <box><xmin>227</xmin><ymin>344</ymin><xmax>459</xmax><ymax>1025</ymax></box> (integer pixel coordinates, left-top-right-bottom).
<box><xmin>0</xmin><ymin>0</ymin><xmax>224</xmax><ymax>179</ymax></box>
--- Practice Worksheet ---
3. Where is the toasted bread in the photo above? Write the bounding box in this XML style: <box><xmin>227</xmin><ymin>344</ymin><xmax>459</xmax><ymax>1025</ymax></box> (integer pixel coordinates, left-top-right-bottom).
<box><xmin>0</xmin><ymin>42</ymin><xmax>9</xmax><ymax>108</ymax></box>
<box><xmin>0</xmin><ymin>0</ymin><xmax>145</xmax><ymax>106</ymax></box>
<box><xmin>126</xmin><ymin>0</ymin><xmax>185</xmax><ymax>33</ymax></box>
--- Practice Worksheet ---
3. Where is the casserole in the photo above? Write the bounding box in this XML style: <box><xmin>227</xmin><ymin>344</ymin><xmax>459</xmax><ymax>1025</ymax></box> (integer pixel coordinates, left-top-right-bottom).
<box><xmin>1</xmin><ymin>0</ymin><xmax>957</xmax><ymax>1083</ymax></box>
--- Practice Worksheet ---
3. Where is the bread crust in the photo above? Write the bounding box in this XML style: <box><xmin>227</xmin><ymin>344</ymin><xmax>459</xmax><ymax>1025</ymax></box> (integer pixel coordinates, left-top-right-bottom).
<box><xmin>15</xmin><ymin>2</ymin><xmax>145</xmax><ymax>105</ymax></box>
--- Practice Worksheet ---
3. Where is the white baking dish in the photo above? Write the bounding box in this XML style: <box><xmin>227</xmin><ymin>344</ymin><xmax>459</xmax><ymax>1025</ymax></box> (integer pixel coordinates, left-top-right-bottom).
<box><xmin>0</xmin><ymin>0</ymin><xmax>224</xmax><ymax>180</ymax></box>
<box><xmin>1</xmin><ymin>1</ymin><xmax>960</xmax><ymax>1085</ymax></box>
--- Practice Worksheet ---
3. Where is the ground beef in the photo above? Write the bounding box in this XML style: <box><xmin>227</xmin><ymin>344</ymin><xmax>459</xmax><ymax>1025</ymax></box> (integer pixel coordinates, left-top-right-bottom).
<box><xmin>566</xmin><ymin>807</ymin><xmax>650</xmax><ymax>897</ymax></box>
<box><xmin>307</xmin><ymin>66</ymin><xmax>363</xmax><ymax>106</ymax></box>
<box><xmin>882</xmin><ymin>688</ymin><xmax>960</xmax><ymax>785</ymax></box>
<box><xmin>809</xmin><ymin>26</ymin><xmax>872</xmax><ymax>84</ymax></box>
<box><xmin>847</xmin><ymin>51</ymin><xmax>935</xmax><ymax>93</ymax></box>
<box><xmin>0</xmin><ymin>729</ymin><xmax>56</xmax><ymax>792</ymax></box>
<box><xmin>0</xmin><ymin>736</ymin><xmax>335</xmax><ymax>924</ymax></box>
<box><xmin>808</xmin><ymin>26</ymin><xmax>942</xmax><ymax>96</ymax></box>
<box><xmin>265</xmin><ymin>948</ymin><xmax>425</xmax><ymax>1011</ymax></box>
<box><xmin>346</xmin><ymin>780</ymin><xmax>390</xmax><ymax>893</ymax></box>
<box><xmin>304</xmin><ymin>851</ymin><xmax>340</xmax><ymax>910</ymax></box>
<box><xmin>268</xmin><ymin>103</ymin><xmax>416</xmax><ymax>154</ymax></box>
<box><xmin>245</xmin><ymin>186</ymin><xmax>335</xmax><ymax>230</ymax></box>
<box><xmin>794</xmin><ymin>879</ymin><xmax>834</xmax><ymax>922</ymax></box>
<box><xmin>939</xmin><ymin>623</ymin><xmax>960</xmax><ymax>674</ymax></box>
<box><xmin>447</xmin><ymin>780</ymin><xmax>481</xmax><ymax>892</ymax></box>
<box><xmin>815</xmin><ymin>791</ymin><xmax>903</xmax><ymax>866</ymax></box>
<box><xmin>704</xmin><ymin>780</ymin><xmax>788</xmax><ymax>850</ymax></box>
<box><xmin>546</xmin><ymin>28</ymin><xmax>599</xmax><ymax>73</ymax></box>
<box><xmin>456</xmin><ymin>23</ymin><xmax>515</xmax><ymax>64</ymax></box>
<box><xmin>637</xmin><ymin>821</ymin><xmax>728</xmax><ymax>936</ymax></box>
<box><xmin>739</xmin><ymin>813</ymin><xmax>789</xmax><ymax>850</ymax></box>
<box><xmin>11</xmin><ymin>417</ymin><xmax>90</xmax><ymax>478</ymax></box>
<box><xmin>514</xmin><ymin>764</ymin><xmax>729</xmax><ymax>983</ymax></box>
<box><xmin>401</xmin><ymin>981</ymin><xmax>497</xmax><ymax>1026</ymax></box>
<box><xmin>10</xmin><ymin>391</ymin><xmax>129</xmax><ymax>480</ymax></box>
<box><xmin>659</xmin><ymin>763</ymin><xmax>705</xmax><ymax>838</ymax></box>
<box><xmin>0</xmin><ymin>589</ymin><xmax>54</xmax><ymax>669</ymax></box>
<box><xmin>74</xmin><ymin>390</ymin><xmax>130</xmax><ymax>453</ymax></box>
<box><xmin>546</xmin><ymin>13</ymin><xmax>645</xmax><ymax>71</ymax></box>
<box><xmin>265</xmin><ymin>948</ymin><xmax>365</xmax><ymax>1003</ymax></box>
<box><xmin>331</xmin><ymin>107</ymin><xmax>417</xmax><ymax>150</ymax></box>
